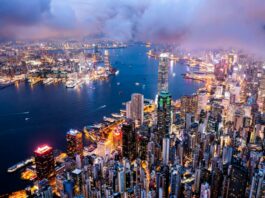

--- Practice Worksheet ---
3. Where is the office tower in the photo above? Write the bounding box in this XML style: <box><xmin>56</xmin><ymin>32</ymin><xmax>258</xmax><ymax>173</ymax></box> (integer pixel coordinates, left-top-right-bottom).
<box><xmin>137</xmin><ymin>134</ymin><xmax>148</xmax><ymax>160</ymax></box>
<box><xmin>180</xmin><ymin>94</ymin><xmax>198</xmax><ymax>117</ymax></box>
<box><xmin>127</xmin><ymin>93</ymin><xmax>144</xmax><ymax>125</ymax></box>
<box><xmin>158</xmin><ymin>53</ymin><xmax>169</xmax><ymax>93</ymax></box>
<box><xmin>34</xmin><ymin>145</ymin><xmax>55</xmax><ymax>180</ymax></box>
<box><xmin>122</xmin><ymin>119</ymin><xmax>137</xmax><ymax>161</ymax></box>
<box><xmin>200</xmin><ymin>182</ymin><xmax>211</xmax><ymax>198</ymax></box>
<box><xmin>197</xmin><ymin>90</ymin><xmax>208</xmax><ymax>115</ymax></box>
<box><xmin>162</xmin><ymin>135</ymin><xmax>170</xmax><ymax>165</ymax></box>
<box><xmin>126</xmin><ymin>101</ymin><xmax>131</xmax><ymax>119</ymax></box>
<box><xmin>72</xmin><ymin>169</ymin><xmax>83</xmax><ymax>196</ymax></box>
<box><xmin>104</xmin><ymin>50</ymin><xmax>111</xmax><ymax>71</ymax></box>
<box><xmin>37</xmin><ymin>179</ymin><xmax>53</xmax><ymax>198</ymax></box>
<box><xmin>249</xmin><ymin>169</ymin><xmax>265</xmax><ymax>198</ymax></box>
<box><xmin>211</xmin><ymin>167</ymin><xmax>223</xmax><ymax>198</ymax></box>
<box><xmin>66</xmin><ymin>129</ymin><xmax>83</xmax><ymax>158</ymax></box>
<box><xmin>117</xmin><ymin>165</ymin><xmax>125</xmax><ymax>193</ymax></box>
<box><xmin>214</xmin><ymin>62</ymin><xmax>227</xmax><ymax>81</ymax></box>
<box><xmin>170</xmin><ymin>170</ymin><xmax>181</xmax><ymax>197</ymax></box>
<box><xmin>157</xmin><ymin>91</ymin><xmax>172</xmax><ymax>143</ymax></box>
<box><xmin>226</xmin><ymin>164</ymin><xmax>248</xmax><ymax>198</ymax></box>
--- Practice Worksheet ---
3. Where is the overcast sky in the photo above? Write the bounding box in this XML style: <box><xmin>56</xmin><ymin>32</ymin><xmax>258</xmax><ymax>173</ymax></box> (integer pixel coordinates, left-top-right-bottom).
<box><xmin>1</xmin><ymin>0</ymin><xmax>265</xmax><ymax>53</ymax></box>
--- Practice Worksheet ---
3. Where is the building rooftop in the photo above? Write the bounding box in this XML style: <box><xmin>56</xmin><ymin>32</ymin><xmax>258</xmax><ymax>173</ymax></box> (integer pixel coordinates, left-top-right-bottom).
<box><xmin>34</xmin><ymin>145</ymin><xmax>52</xmax><ymax>155</ymax></box>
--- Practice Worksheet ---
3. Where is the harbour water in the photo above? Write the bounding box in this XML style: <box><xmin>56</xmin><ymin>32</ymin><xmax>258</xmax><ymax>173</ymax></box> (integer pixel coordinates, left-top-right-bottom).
<box><xmin>0</xmin><ymin>44</ymin><xmax>203</xmax><ymax>194</ymax></box>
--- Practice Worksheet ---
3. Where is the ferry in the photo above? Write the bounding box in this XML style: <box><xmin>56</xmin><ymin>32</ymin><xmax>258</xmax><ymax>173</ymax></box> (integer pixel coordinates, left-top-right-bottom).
<box><xmin>120</xmin><ymin>109</ymin><xmax>126</xmax><ymax>113</ymax></box>
<box><xmin>91</xmin><ymin>123</ymin><xmax>104</xmax><ymax>129</ymax></box>
<box><xmin>43</xmin><ymin>78</ymin><xmax>53</xmax><ymax>85</ymax></box>
<box><xmin>103</xmin><ymin>116</ymin><xmax>116</xmax><ymax>123</ymax></box>
<box><xmin>66</xmin><ymin>80</ymin><xmax>76</xmax><ymax>88</ymax></box>
<box><xmin>7</xmin><ymin>157</ymin><xmax>34</xmax><ymax>173</ymax></box>
<box><xmin>111</xmin><ymin>113</ymin><xmax>123</xmax><ymax>118</ymax></box>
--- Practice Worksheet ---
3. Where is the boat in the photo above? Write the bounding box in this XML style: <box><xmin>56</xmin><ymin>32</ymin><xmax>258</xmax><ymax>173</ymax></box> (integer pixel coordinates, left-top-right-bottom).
<box><xmin>91</xmin><ymin>123</ymin><xmax>104</xmax><ymax>129</ymax></box>
<box><xmin>7</xmin><ymin>157</ymin><xmax>34</xmax><ymax>173</ymax></box>
<box><xmin>98</xmin><ymin>105</ymin><xmax>107</xmax><ymax>110</ymax></box>
<box><xmin>66</xmin><ymin>81</ymin><xmax>76</xmax><ymax>88</ymax></box>
<box><xmin>103</xmin><ymin>116</ymin><xmax>116</xmax><ymax>123</ymax></box>
<box><xmin>115</xmin><ymin>70</ymin><xmax>120</xmax><ymax>75</ymax></box>
<box><xmin>43</xmin><ymin>78</ymin><xmax>53</xmax><ymax>85</ymax></box>
<box><xmin>135</xmin><ymin>82</ymin><xmax>140</xmax><ymax>86</ymax></box>
<box><xmin>111</xmin><ymin>113</ymin><xmax>123</xmax><ymax>118</ymax></box>
<box><xmin>117</xmin><ymin>82</ymin><xmax>120</xmax><ymax>86</ymax></box>
<box><xmin>172</xmin><ymin>73</ymin><xmax>176</xmax><ymax>77</ymax></box>
<box><xmin>25</xmin><ymin>118</ymin><xmax>30</xmax><ymax>121</ymax></box>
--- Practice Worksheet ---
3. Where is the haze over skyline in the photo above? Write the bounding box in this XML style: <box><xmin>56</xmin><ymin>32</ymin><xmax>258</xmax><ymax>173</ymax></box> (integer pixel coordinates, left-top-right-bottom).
<box><xmin>1</xmin><ymin>0</ymin><xmax>265</xmax><ymax>54</ymax></box>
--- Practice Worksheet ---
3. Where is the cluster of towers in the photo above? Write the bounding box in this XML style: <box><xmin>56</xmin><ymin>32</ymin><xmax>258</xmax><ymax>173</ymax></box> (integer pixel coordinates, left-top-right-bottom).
<box><xmin>27</xmin><ymin>51</ymin><xmax>265</xmax><ymax>198</ymax></box>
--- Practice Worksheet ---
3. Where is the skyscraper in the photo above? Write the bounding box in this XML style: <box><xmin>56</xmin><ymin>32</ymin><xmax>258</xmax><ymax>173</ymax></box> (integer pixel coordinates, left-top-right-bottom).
<box><xmin>157</xmin><ymin>91</ymin><xmax>172</xmax><ymax>143</ymax></box>
<box><xmin>104</xmin><ymin>50</ymin><xmax>111</xmax><ymax>71</ymax></box>
<box><xmin>226</xmin><ymin>164</ymin><xmax>248</xmax><ymax>198</ymax></box>
<box><xmin>66</xmin><ymin>129</ymin><xmax>83</xmax><ymax>158</ymax></box>
<box><xmin>162</xmin><ymin>135</ymin><xmax>170</xmax><ymax>165</ymax></box>
<box><xmin>122</xmin><ymin>119</ymin><xmax>137</xmax><ymax>161</ymax></box>
<box><xmin>180</xmin><ymin>94</ymin><xmax>198</xmax><ymax>118</ymax></box>
<box><xmin>158</xmin><ymin>53</ymin><xmax>169</xmax><ymax>93</ymax></box>
<box><xmin>127</xmin><ymin>93</ymin><xmax>144</xmax><ymax>125</ymax></box>
<box><xmin>34</xmin><ymin>145</ymin><xmax>55</xmax><ymax>180</ymax></box>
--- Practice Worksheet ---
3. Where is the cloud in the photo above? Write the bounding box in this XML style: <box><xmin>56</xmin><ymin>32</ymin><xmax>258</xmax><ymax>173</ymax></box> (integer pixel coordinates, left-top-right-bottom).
<box><xmin>0</xmin><ymin>0</ymin><xmax>265</xmax><ymax>54</ymax></box>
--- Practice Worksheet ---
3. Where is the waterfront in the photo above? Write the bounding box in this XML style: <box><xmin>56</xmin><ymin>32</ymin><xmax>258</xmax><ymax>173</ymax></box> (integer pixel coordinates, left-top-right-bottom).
<box><xmin>0</xmin><ymin>44</ymin><xmax>203</xmax><ymax>194</ymax></box>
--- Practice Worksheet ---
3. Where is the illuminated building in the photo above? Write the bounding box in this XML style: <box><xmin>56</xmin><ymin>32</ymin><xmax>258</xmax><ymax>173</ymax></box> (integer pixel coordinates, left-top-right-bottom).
<box><xmin>104</xmin><ymin>50</ymin><xmax>111</xmax><ymax>71</ymax></box>
<box><xmin>211</xmin><ymin>167</ymin><xmax>223</xmax><ymax>198</ymax></box>
<box><xmin>37</xmin><ymin>179</ymin><xmax>53</xmax><ymax>198</ymax></box>
<box><xmin>122</xmin><ymin>119</ymin><xmax>137</xmax><ymax>161</ymax></box>
<box><xmin>249</xmin><ymin>169</ymin><xmax>265</xmax><ymax>198</ymax></box>
<box><xmin>200</xmin><ymin>182</ymin><xmax>211</xmax><ymax>198</ymax></box>
<box><xmin>158</xmin><ymin>53</ymin><xmax>169</xmax><ymax>93</ymax></box>
<box><xmin>162</xmin><ymin>135</ymin><xmax>170</xmax><ymax>165</ymax></box>
<box><xmin>170</xmin><ymin>170</ymin><xmax>181</xmax><ymax>197</ymax></box>
<box><xmin>197</xmin><ymin>90</ymin><xmax>208</xmax><ymax>115</ymax></box>
<box><xmin>157</xmin><ymin>91</ymin><xmax>172</xmax><ymax>143</ymax></box>
<box><xmin>137</xmin><ymin>134</ymin><xmax>148</xmax><ymax>160</ymax></box>
<box><xmin>66</xmin><ymin>129</ymin><xmax>83</xmax><ymax>158</ymax></box>
<box><xmin>117</xmin><ymin>165</ymin><xmax>125</xmax><ymax>193</ymax></box>
<box><xmin>72</xmin><ymin>169</ymin><xmax>83</xmax><ymax>196</ymax></box>
<box><xmin>180</xmin><ymin>94</ymin><xmax>198</xmax><ymax>118</ymax></box>
<box><xmin>214</xmin><ymin>61</ymin><xmax>227</xmax><ymax>81</ymax></box>
<box><xmin>34</xmin><ymin>145</ymin><xmax>55</xmax><ymax>180</ymax></box>
<box><xmin>226</xmin><ymin>164</ymin><xmax>248</xmax><ymax>198</ymax></box>
<box><xmin>126</xmin><ymin>93</ymin><xmax>144</xmax><ymax>125</ymax></box>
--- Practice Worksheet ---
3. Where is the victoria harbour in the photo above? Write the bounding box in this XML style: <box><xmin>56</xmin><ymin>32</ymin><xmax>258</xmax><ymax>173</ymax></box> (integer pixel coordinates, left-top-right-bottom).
<box><xmin>0</xmin><ymin>44</ymin><xmax>202</xmax><ymax>194</ymax></box>
<box><xmin>1</xmin><ymin>1</ymin><xmax>265</xmax><ymax>197</ymax></box>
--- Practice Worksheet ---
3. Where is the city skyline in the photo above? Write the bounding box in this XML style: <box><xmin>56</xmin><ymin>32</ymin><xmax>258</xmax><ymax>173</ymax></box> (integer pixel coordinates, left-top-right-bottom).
<box><xmin>0</xmin><ymin>1</ymin><xmax>265</xmax><ymax>198</ymax></box>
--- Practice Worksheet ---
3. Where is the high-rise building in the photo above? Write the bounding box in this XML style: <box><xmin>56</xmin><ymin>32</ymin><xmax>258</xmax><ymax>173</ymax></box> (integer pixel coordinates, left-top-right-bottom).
<box><xmin>162</xmin><ymin>135</ymin><xmax>170</xmax><ymax>165</ymax></box>
<box><xmin>158</xmin><ymin>53</ymin><xmax>169</xmax><ymax>93</ymax></box>
<box><xmin>104</xmin><ymin>50</ymin><xmax>111</xmax><ymax>71</ymax></box>
<box><xmin>66</xmin><ymin>129</ymin><xmax>83</xmax><ymax>158</ymax></box>
<box><xmin>226</xmin><ymin>164</ymin><xmax>248</xmax><ymax>198</ymax></box>
<box><xmin>72</xmin><ymin>169</ymin><xmax>83</xmax><ymax>196</ymax></box>
<box><xmin>34</xmin><ymin>145</ymin><xmax>55</xmax><ymax>180</ymax></box>
<box><xmin>157</xmin><ymin>91</ymin><xmax>172</xmax><ymax>143</ymax></box>
<box><xmin>117</xmin><ymin>165</ymin><xmax>125</xmax><ymax>193</ymax></box>
<box><xmin>180</xmin><ymin>94</ymin><xmax>198</xmax><ymax>117</ymax></box>
<box><xmin>249</xmin><ymin>169</ymin><xmax>265</xmax><ymax>198</ymax></box>
<box><xmin>37</xmin><ymin>179</ymin><xmax>53</xmax><ymax>198</ymax></box>
<box><xmin>126</xmin><ymin>93</ymin><xmax>144</xmax><ymax>125</ymax></box>
<box><xmin>122</xmin><ymin>119</ymin><xmax>137</xmax><ymax>161</ymax></box>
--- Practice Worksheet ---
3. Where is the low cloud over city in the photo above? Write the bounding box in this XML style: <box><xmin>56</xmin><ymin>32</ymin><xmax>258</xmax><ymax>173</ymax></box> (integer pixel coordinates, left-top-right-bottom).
<box><xmin>1</xmin><ymin>0</ymin><xmax>265</xmax><ymax>53</ymax></box>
